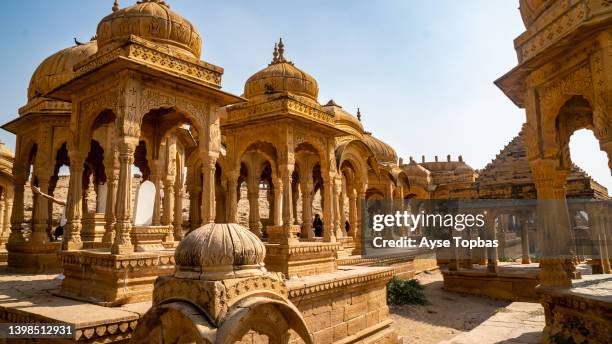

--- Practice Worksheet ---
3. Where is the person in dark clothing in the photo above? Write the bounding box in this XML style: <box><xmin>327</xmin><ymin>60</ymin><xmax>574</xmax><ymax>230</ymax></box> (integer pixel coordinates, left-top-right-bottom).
<box><xmin>345</xmin><ymin>220</ymin><xmax>350</xmax><ymax>234</ymax></box>
<box><xmin>313</xmin><ymin>214</ymin><xmax>323</xmax><ymax>237</ymax></box>
<box><xmin>53</xmin><ymin>225</ymin><xmax>64</xmax><ymax>241</ymax></box>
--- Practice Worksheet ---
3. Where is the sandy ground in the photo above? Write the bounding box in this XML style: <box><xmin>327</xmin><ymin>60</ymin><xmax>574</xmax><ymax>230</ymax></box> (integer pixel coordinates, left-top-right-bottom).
<box><xmin>389</xmin><ymin>270</ymin><xmax>510</xmax><ymax>344</ymax></box>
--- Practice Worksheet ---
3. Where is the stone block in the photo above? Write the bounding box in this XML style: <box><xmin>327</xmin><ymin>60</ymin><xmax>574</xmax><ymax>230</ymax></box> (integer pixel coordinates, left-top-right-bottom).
<box><xmin>333</xmin><ymin>322</ymin><xmax>348</xmax><ymax>341</ymax></box>
<box><xmin>347</xmin><ymin>314</ymin><xmax>366</xmax><ymax>335</ymax></box>
<box><xmin>313</xmin><ymin>327</ymin><xmax>334</xmax><ymax>344</ymax></box>
<box><xmin>344</xmin><ymin>301</ymin><xmax>367</xmax><ymax>321</ymax></box>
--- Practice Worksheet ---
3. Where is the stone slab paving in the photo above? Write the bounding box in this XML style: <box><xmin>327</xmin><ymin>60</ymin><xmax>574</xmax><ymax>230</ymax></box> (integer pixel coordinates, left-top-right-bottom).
<box><xmin>0</xmin><ymin>270</ymin><xmax>150</xmax><ymax>328</ymax></box>
<box><xmin>441</xmin><ymin>302</ymin><xmax>544</xmax><ymax>344</ymax></box>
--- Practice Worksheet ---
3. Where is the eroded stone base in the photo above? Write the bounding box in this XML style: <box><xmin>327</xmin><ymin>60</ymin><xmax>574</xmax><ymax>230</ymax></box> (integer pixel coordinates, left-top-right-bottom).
<box><xmin>442</xmin><ymin>264</ymin><xmax>540</xmax><ymax>302</ymax></box>
<box><xmin>538</xmin><ymin>275</ymin><xmax>612</xmax><ymax>344</ymax></box>
<box><xmin>57</xmin><ymin>249</ymin><xmax>175</xmax><ymax>306</ymax></box>
<box><xmin>6</xmin><ymin>241</ymin><xmax>61</xmax><ymax>273</ymax></box>
<box><xmin>265</xmin><ymin>241</ymin><xmax>340</xmax><ymax>278</ymax></box>
<box><xmin>287</xmin><ymin>265</ymin><xmax>400</xmax><ymax>343</ymax></box>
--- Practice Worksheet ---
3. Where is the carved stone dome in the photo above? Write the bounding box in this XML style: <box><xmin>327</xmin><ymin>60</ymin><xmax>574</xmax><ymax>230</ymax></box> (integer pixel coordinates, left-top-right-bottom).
<box><xmin>174</xmin><ymin>223</ymin><xmax>267</xmax><ymax>280</ymax></box>
<box><xmin>244</xmin><ymin>39</ymin><xmax>319</xmax><ymax>101</ymax></box>
<box><xmin>519</xmin><ymin>0</ymin><xmax>555</xmax><ymax>27</ymax></box>
<box><xmin>96</xmin><ymin>0</ymin><xmax>202</xmax><ymax>59</ymax></box>
<box><xmin>363</xmin><ymin>132</ymin><xmax>398</xmax><ymax>164</ymax></box>
<box><xmin>324</xmin><ymin>100</ymin><xmax>364</xmax><ymax>137</ymax></box>
<box><xmin>28</xmin><ymin>41</ymin><xmax>98</xmax><ymax>101</ymax></box>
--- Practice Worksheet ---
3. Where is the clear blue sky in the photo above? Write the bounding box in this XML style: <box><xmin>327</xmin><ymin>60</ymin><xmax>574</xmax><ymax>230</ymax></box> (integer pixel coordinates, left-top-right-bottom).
<box><xmin>0</xmin><ymin>0</ymin><xmax>609</xmax><ymax>190</ymax></box>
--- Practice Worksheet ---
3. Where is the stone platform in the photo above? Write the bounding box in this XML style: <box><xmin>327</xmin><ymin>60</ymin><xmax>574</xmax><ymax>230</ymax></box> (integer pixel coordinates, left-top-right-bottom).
<box><xmin>442</xmin><ymin>263</ymin><xmax>594</xmax><ymax>302</ymax></box>
<box><xmin>442</xmin><ymin>263</ymin><xmax>542</xmax><ymax>302</ymax></box>
<box><xmin>0</xmin><ymin>264</ymin><xmax>400</xmax><ymax>343</ymax></box>
<box><xmin>338</xmin><ymin>249</ymin><xmax>438</xmax><ymax>279</ymax></box>
<box><xmin>287</xmin><ymin>265</ymin><xmax>399</xmax><ymax>343</ymax></box>
<box><xmin>538</xmin><ymin>275</ymin><xmax>612</xmax><ymax>344</ymax></box>
<box><xmin>5</xmin><ymin>241</ymin><xmax>62</xmax><ymax>273</ymax></box>
<box><xmin>57</xmin><ymin>249</ymin><xmax>175</xmax><ymax>306</ymax></box>
<box><xmin>0</xmin><ymin>270</ymin><xmax>150</xmax><ymax>343</ymax></box>
<box><xmin>265</xmin><ymin>241</ymin><xmax>341</xmax><ymax>278</ymax></box>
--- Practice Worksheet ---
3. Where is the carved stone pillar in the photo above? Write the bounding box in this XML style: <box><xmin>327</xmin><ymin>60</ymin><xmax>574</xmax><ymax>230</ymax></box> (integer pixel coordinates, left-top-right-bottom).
<box><xmin>151</xmin><ymin>159</ymin><xmax>163</xmax><ymax>226</ymax></box>
<box><xmin>247</xmin><ymin>172</ymin><xmax>262</xmax><ymax>237</ymax></box>
<box><xmin>162</xmin><ymin>178</ymin><xmax>175</xmax><ymax>227</ymax></box>
<box><xmin>200</xmin><ymin>155</ymin><xmax>216</xmax><ymax>225</ymax></box>
<box><xmin>292</xmin><ymin>180</ymin><xmax>299</xmax><ymax>225</ymax></box>
<box><xmin>0</xmin><ymin>193</ymin><xmax>6</xmax><ymax>245</ymax></box>
<box><xmin>521</xmin><ymin>212</ymin><xmax>532</xmax><ymax>264</ymax></box>
<box><xmin>111</xmin><ymin>137</ymin><xmax>138</xmax><ymax>255</ymax></box>
<box><xmin>280</xmin><ymin>164</ymin><xmax>294</xmax><ymax>229</ymax></box>
<box><xmin>63</xmin><ymin>154</ymin><xmax>85</xmax><ymax>250</ymax></box>
<box><xmin>300</xmin><ymin>171</ymin><xmax>313</xmax><ymax>239</ymax></box>
<box><xmin>339</xmin><ymin>186</ymin><xmax>346</xmax><ymax>236</ymax></box>
<box><xmin>348</xmin><ymin>188</ymin><xmax>357</xmax><ymax>238</ymax></box>
<box><xmin>8</xmin><ymin>174</ymin><xmax>25</xmax><ymax>244</ymax></box>
<box><xmin>102</xmin><ymin>152</ymin><xmax>119</xmax><ymax>244</ymax></box>
<box><xmin>485</xmin><ymin>211</ymin><xmax>498</xmax><ymax>273</ymax></box>
<box><xmin>32</xmin><ymin>171</ymin><xmax>52</xmax><ymax>244</ymax></box>
<box><xmin>173</xmin><ymin>181</ymin><xmax>183</xmax><ymax>241</ymax></box>
<box><xmin>226</xmin><ymin>171</ymin><xmax>239</xmax><ymax>223</ymax></box>
<box><xmin>333</xmin><ymin>176</ymin><xmax>343</xmax><ymax>238</ymax></box>
<box><xmin>355</xmin><ymin>188</ymin><xmax>366</xmax><ymax>252</ymax></box>
<box><xmin>273</xmin><ymin>177</ymin><xmax>282</xmax><ymax>226</ymax></box>
<box><xmin>531</xmin><ymin>159</ymin><xmax>575</xmax><ymax>287</ymax></box>
<box><xmin>188</xmin><ymin>184</ymin><xmax>201</xmax><ymax>232</ymax></box>
<box><xmin>322</xmin><ymin>174</ymin><xmax>336</xmax><ymax>243</ymax></box>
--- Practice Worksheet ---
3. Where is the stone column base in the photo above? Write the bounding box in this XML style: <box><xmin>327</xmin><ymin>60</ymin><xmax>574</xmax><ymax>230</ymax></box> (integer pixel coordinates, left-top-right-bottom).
<box><xmin>57</xmin><ymin>250</ymin><xmax>175</xmax><ymax>306</ymax></box>
<box><xmin>131</xmin><ymin>225</ymin><xmax>174</xmax><ymax>252</ymax></box>
<box><xmin>266</xmin><ymin>224</ymin><xmax>301</xmax><ymax>245</ymax></box>
<box><xmin>264</xmin><ymin>241</ymin><xmax>340</xmax><ymax>278</ymax></box>
<box><xmin>81</xmin><ymin>213</ymin><xmax>107</xmax><ymax>242</ymax></box>
<box><xmin>6</xmin><ymin>241</ymin><xmax>61</xmax><ymax>273</ymax></box>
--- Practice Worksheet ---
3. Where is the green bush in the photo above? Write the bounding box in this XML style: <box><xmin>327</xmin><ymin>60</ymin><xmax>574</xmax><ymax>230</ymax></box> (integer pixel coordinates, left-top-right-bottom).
<box><xmin>386</xmin><ymin>276</ymin><xmax>428</xmax><ymax>305</ymax></box>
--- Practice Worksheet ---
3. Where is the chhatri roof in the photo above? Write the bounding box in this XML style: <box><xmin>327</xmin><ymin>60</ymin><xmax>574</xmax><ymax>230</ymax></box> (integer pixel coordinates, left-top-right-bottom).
<box><xmin>363</xmin><ymin>131</ymin><xmax>397</xmax><ymax>164</ymax></box>
<box><xmin>323</xmin><ymin>101</ymin><xmax>364</xmax><ymax>138</ymax></box>
<box><xmin>244</xmin><ymin>39</ymin><xmax>319</xmax><ymax>102</ymax></box>
<box><xmin>476</xmin><ymin>125</ymin><xmax>609</xmax><ymax>199</ymax></box>
<box><xmin>28</xmin><ymin>40</ymin><xmax>98</xmax><ymax>102</ymax></box>
<box><xmin>97</xmin><ymin>0</ymin><xmax>202</xmax><ymax>59</ymax></box>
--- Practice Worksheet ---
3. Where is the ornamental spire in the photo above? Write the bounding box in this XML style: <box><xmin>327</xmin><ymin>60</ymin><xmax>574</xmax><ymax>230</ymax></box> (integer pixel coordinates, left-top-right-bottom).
<box><xmin>357</xmin><ymin>108</ymin><xmax>362</xmax><ymax>121</ymax></box>
<box><xmin>112</xmin><ymin>0</ymin><xmax>119</xmax><ymax>12</ymax></box>
<box><xmin>269</xmin><ymin>38</ymin><xmax>293</xmax><ymax>65</ymax></box>
<box><xmin>278</xmin><ymin>38</ymin><xmax>286</xmax><ymax>62</ymax></box>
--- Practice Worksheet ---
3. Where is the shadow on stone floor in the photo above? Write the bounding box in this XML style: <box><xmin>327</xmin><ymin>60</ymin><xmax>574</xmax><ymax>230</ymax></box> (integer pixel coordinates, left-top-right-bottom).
<box><xmin>494</xmin><ymin>331</ymin><xmax>542</xmax><ymax>344</ymax></box>
<box><xmin>390</xmin><ymin>279</ymin><xmax>511</xmax><ymax>332</ymax></box>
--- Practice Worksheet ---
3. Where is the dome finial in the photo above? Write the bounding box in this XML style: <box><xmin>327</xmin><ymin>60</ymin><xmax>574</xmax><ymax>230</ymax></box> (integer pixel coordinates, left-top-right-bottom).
<box><xmin>269</xmin><ymin>38</ymin><xmax>293</xmax><ymax>65</ymax></box>
<box><xmin>270</xmin><ymin>42</ymin><xmax>279</xmax><ymax>64</ymax></box>
<box><xmin>357</xmin><ymin>108</ymin><xmax>362</xmax><ymax>121</ymax></box>
<box><xmin>112</xmin><ymin>0</ymin><xmax>119</xmax><ymax>12</ymax></box>
<box><xmin>278</xmin><ymin>38</ymin><xmax>286</xmax><ymax>62</ymax></box>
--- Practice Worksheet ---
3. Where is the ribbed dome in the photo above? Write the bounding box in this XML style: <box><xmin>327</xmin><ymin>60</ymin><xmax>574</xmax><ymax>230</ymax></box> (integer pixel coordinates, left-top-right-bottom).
<box><xmin>324</xmin><ymin>100</ymin><xmax>364</xmax><ymax>136</ymax></box>
<box><xmin>27</xmin><ymin>41</ymin><xmax>98</xmax><ymax>101</ymax></box>
<box><xmin>244</xmin><ymin>39</ymin><xmax>318</xmax><ymax>101</ymax></box>
<box><xmin>174</xmin><ymin>223</ymin><xmax>267</xmax><ymax>280</ymax></box>
<box><xmin>363</xmin><ymin>132</ymin><xmax>398</xmax><ymax>164</ymax></box>
<box><xmin>405</xmin><ymin>161</ymin><xmax>430</xmax><ymax>178</ymax></box>
<box><xmin>519</xmin><ymin>0</ymin><xmax>554</xmax><ymax>27</ymax></box>
<box><xmin>96</xmin><ymin>0</ymin><xmax>202</xmax><ymax>59</ymax></box>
